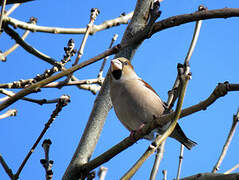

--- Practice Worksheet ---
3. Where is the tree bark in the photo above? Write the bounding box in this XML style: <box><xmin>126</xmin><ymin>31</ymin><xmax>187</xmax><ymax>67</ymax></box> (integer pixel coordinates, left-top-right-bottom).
<box><xmin>180</xmin><ymin>173</ymin><xmax>239</xmax><ymax>180</ymax></box>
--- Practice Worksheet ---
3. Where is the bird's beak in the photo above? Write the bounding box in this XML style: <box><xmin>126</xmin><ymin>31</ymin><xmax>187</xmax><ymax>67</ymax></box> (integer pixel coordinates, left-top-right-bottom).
<box><xmin>111</xmin><ymin>59</ymin><xmax>122</xmax><ymax>71</ymax></box>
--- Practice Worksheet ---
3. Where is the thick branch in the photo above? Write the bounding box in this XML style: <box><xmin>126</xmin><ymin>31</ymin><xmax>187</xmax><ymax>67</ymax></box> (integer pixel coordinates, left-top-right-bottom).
<box><xmin>180</xmin><ymin>173</ymin><xmax>239</xmax><ymax>180</ymax></box>
<box><xmin>151</xmin><ymin>8</ymin><xmax>239</xmax><ymax>35</ymax></box>
<box><xmin>62</xmin><ymin>1</ymin><xmax>155</xmax><ymax>179</ymax></box>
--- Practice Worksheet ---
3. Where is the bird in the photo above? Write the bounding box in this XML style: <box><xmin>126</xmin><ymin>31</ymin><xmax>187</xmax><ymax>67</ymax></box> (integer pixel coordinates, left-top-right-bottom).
<box><xmin>109</xmin><ymin>57</ymin><xmax>196</xmax><ymax>150</ymax></box>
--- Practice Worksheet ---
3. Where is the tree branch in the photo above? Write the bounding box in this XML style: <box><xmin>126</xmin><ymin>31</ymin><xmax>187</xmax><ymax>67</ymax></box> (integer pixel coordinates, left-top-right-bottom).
<box><xmin>75</xmin><ymin>83</ymin><xmax>239</xmax><ymax>174</ymax></box>
<box><xmin>121</xmin><ymin>63</ymin><xmax>191</xmax><ymax>180</ymax></box>
<box><xmin>0</xmin><ymin>153</ymin><xmax>13</xmax><ymax>178</ymax></box>
<box><xmin>151</xmin><ymin>8</ymin><xmax>239</xmax><ymax>36</ymax></box>
<box><xmin>62</xmin><ymin>0</ymin><xmax>155</xmax><ymax>179</ymax></box>
<box><xmin>3</xmin><ymin>12</ymin><xmax>133</xmax><ymax>34</ymax></box>
<box><xmin>0</xmin><ymin>44</ymin><xmax>120</xmax><ymax>111</ymax></box>
<box><xmin>0</xmin><ymin>108</ymin><xmax>17</xmax><ymax>119</ymax></box>
<box><xmin>149</xmin><ymin>140</ymin><xmax>166</xmax><ymax>180</ymax></box>
<box><xmin>176</xmin><ymin>144</ymin><xmax>184</xmax><ymax>180</ymax></box>
<box><xmin>211</xmin><ymin>108</ymin><xmax>239</xmax><ymax>173</ymax></box>
<box><xmin>3</xmin><ymin>24</ymin><xmax>60</xmax><ymax>66</ymax></box>
<box><xmin>14</xmin><ymin>95</ymin><xmax>70</xmax><ymax>180</ymax></box>
<box><xmin>1</xmin><ymin>17</ymin><xmax>37</xmax><ymax>61</ymax></box>
<box><xmin>180</xmin><ymin>173</ymin><xmax>239</xmax><ymax>180</ymax></box>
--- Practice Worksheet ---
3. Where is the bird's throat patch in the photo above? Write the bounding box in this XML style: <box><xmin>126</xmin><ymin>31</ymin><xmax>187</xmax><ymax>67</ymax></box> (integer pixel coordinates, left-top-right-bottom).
<box><xmin>112</xmin><ymin>70</ymin><xmax>122</xmax><ymax>80</ymax></box>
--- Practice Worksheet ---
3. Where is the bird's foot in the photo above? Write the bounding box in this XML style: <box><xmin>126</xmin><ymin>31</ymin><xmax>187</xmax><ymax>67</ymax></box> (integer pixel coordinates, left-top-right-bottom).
<box><xmin>129</xmin><ymin>124</ymin><xmax>145</xmax><ymax>141</ymax></box>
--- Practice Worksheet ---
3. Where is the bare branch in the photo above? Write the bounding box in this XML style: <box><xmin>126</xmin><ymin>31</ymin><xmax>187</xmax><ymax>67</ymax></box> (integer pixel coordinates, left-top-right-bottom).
<box><xmin>176</xmin><ymin>144</ymin><xmax>184</xmax><ymax>180</ymax></box>
<box><xmin>0</xmin><ymin>108</ymin><xmax>17</xmax><ymax>119</ymax></box>
<box><xmin>224</xmin><ymin>163</ymin><xmax>239</xmax><ymax>174</ymax></box>
<box><xmin>14</xmin><ymin>95</ymin><xmax>70</xmax><ymax>179</ymax></box>
<box><xmin>5</xmin><ymin>3</ymin><xmax>21</xmax><ymax>16</ymax></box>
<box><xmin>0</xmin><ymin>88</ymin><xmax>60</xmax><ymax>105</ymax></box>
<box><xmin>211</xmin><ymin>108</ymin><xmax>239</xmax><ymax>173</ymax></box>
<box><xmin>0</xmin><ymin>0</ymin><xmax>6</xmax><ymax>32</ymax></box>
<box><xmin>0</xmin><ymin>43</ymin><xmax>120</xmax><ymax>111</ymax></box>
<box><xmin>1</xmin><ymin>17</ymin><xmax>37</xmax><ymax>62</ymax></box>
<box><xmin>3</xmin><ymin>12</ymin><xmax>133</xmax><ymax>34</ymax></box>
<box><xmin>151</xmin><ymin>8</ymin><xmax>239</xmax><ymax>36</ymax></box>
<box><xmin>167</xmin><ymin>6</ymin><xmax>203</xmax><ymax>108</ymax></box>
<box><xmin>1</xmin><ymin>0</ymin><xmax>33</xmax><ymax>5</ymax></box>
<box><xmin>180</xmin><ymin>173</ymin><xmax>239</xmax><ymax>180</ymax></box>
<box><xmin>98</xmin><ymin>166</ymin><xmax>108</xmax><ymax>180</ymax></box>
<box><xmin>62</xmin><ymin>1</ymin><xmax>155</xmax><ymax>179</ymax></box>
<box><xmin>73</xmin><ymin>8</ymin><xmax>100</xmax><ymax>66</ymax></box>
<box><xmin>76</xmin><ymin>83</ymin><xmax>239</xmax><ymax>174</ymax></box>
<box><xmin>97</xmin><ymin>34</ymin><xmax>118</xmax><ymax>80</ymax></box>
<box><xmin>162</xmin><ymin>170</ymin><xmax>167</xmax><ymax>180</ymax></box>
<box><xmin>0</xmin><ymin>153</ymin><xmax>13</xmax><ymax>178</ymax></box>
<box><xmin>67</xmin><ymin>8</ymin><xmax>100</xmax><ymax>81</ymax></box>
<box><xmin>149</xmin><ymin>140</ymin><xmax>166</xmax><ymax>180</ymax></box>
<box><xmin>40</xmin><ymin>139</ymin><xmax>54</xmax><ymax>180</ymax></box>
<box><xmin>3</xmin><ymin>24</ymin><xmax>60</xmax><ymax>66</ymax></box>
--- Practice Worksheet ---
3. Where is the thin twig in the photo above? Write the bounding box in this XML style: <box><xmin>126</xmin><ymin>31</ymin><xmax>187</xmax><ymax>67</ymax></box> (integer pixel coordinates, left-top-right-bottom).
<box><xmin>0</xmin><ymin>153</ymin><xmax>13</xmax><ymax>178</ymax></box>
<box><xmin>97</xmin><ymin>34</ymin><xmax>118</xmax><ymax>79</ymax></box>
<box><xmin>43</xmin><ymin>78</ymin><xmax>104</xmax><ymax>88</ymax></box>
<box><xmin>1</xmin><ymin>38</ymin><xmax>75</xmax><ymax>89</ymax></box>
<box><xmin>73</xmin><ymin>8</ymin><xmax>99</xmax><ymax>66</ymax></box>
<box><xmin>78</xmin><ymin>83</ymin><xmax>239</xmax><ymax>175</ymax></box>
<box><xmin>40</xmin><ymin>139</ymin><xmax>54</xmax><ymax>180</ymax></box>
<box><xmin>5</xmin><ymin>3</ymin><xmax>21</xmax><ymax>16</ymax></box>
<box><xmin>98</xmin><ymin>166</ymin><xmax>108</xmax><ymax>180</ymax></box>
<box><xmin>2</xmin><ymin>12</ymin><xmax>133</xmax><ymax>34</ymax></box>
<box><xmin>212</xmin><ymin>108</ymin><xmax>239</xmax><ymax>173</ymax></box>
<box><xmin>13</xmin><ymin>95</ymin><xmax>70</xmax><ymax>180</ymax></box>
<box><xmin>224</xmin><ymin>163</ymin><xmax>239</xmax><ymax>174</ymax></box>
<box><xmin>0</xmin><ymin>88</ymin><xmax>60</xmax><ymax>105</ymax></box>
<box><xmin>1</xmin><ymin>30</ymin><xmax>29</xmax><ymax>62</ymax></box>
<box><xmin>67</xmin><ymin>8</ymin><xmax>100</xmax><ymax>81</ymax></box>
<box><xmin>3</xmin><ymin>24</ymin><xmax>60</xmax><ymax>66</ymax></box>
<box><xmin>1</xmin><ymin>17</ymin><xmax>37</xmax><ymax>61</ymax></box>
<box><xmin>149</xmin><ymin>140</ymin><xmax>166</xmax><ymax>180</ymax></box>
<box><xmin>120</xmin><ymin>64</ymin><xmax>191</xmax><ymax>180</ymax></box>
<box><xmin>1</xmin><ymin>26</ymin><xmax>99</xmax><ymax>94</ymax></box>
<box><xmin>162</xmin><ymin>170</ymin><xmax>167</xmax><ymax>180</ymax></box>
<box><xmin>0</xmin><ymin>108</ymin><xmax>17</xmax><ymax>119</ymax></box>
<box><xmin>0</xmin><ymin>44</ymin><xmax>120</xmax><ymax>111</ymax></box>
<box><xmin>176</xmin><ymin>144</ymin><xmax>184</xmax><ymax>180</ymax></box>
<box><xmin>167</xmin><ymin>6</ymin><xmax>203</xmax><ymax>108</ymax></box>
<box><xmin>0</xmin><ymin>0</ymin><xmax>6</xmax><ymax>32</ymax></box>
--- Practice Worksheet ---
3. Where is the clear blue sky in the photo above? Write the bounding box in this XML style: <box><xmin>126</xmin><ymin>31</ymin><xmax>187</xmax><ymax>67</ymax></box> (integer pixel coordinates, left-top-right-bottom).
<box><xmin>1</xmin><ymin>0</ymin><xmax>239</xmax><ymax>179</ymax></box>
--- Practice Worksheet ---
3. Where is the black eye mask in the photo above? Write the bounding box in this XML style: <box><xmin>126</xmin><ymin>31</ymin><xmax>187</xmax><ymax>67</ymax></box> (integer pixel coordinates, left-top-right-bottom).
<box><xmin>112</xmin><ymin>70</ymin><xmax>122</xmax><ymax>80</ymax></box>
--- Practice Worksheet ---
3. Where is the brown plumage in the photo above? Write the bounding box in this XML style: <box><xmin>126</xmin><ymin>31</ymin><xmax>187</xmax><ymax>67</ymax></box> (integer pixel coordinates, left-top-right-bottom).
<box><xmin>109</xmin><ymin>57</ymin><xmax>196</xmax><ymax>150</ymax></box>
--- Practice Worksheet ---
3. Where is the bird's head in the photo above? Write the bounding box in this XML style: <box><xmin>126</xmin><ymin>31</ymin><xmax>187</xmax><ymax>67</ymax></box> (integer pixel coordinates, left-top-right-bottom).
<box><xmin>110</xmin><ymin>57</ymin><xmax>138</xmax><ymax>80</ymax></box>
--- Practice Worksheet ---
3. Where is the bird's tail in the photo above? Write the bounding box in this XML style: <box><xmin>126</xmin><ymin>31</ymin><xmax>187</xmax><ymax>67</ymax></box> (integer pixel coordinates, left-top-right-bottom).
<box><xmin>170</xmin><ymin>123</ymin><xmax>197</xmax><ymax>150</ymax></box>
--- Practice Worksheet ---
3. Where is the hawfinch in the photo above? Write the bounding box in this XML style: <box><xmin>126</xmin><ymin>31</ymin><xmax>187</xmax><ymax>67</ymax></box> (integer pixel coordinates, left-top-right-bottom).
<box><xmin>109</xmin><ymin>57</ymin><xmax>196</xmax><ymax>150</ymax></box>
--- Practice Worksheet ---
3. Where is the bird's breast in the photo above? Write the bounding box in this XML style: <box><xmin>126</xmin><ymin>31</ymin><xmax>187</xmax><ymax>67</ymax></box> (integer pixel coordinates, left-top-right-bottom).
<box><xmin>110</xmin><ymin>80</ymin><xmax>165</xmax><ymax>131</ymax></box>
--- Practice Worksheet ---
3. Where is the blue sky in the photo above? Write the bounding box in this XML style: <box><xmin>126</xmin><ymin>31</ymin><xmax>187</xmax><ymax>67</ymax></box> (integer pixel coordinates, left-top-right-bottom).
<box><xmin>0</xmin><ymin>0</ymin><xmax>239</xmax><ymax>179</ymax></box>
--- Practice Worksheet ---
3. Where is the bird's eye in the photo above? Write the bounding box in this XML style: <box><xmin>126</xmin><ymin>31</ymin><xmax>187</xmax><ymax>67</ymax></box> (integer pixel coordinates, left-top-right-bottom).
<box><xmin>123</xmin><ymin>61</ymin><xmax>128</xmax><ymax>66</ymax></box>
